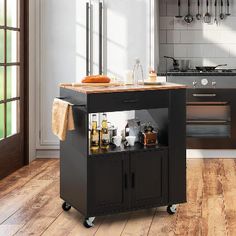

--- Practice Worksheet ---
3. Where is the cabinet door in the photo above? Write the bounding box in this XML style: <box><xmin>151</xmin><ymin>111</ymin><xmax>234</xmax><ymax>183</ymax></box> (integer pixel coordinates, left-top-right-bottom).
<box><xmin>130</xmin><ymin>149</ymin><xmax>168</xmax><ymax>208</ymax></box>
<box><xmin>88</xmin><ymin>153</ymin><xmax>129</xmax><ymax>215</ymax></box>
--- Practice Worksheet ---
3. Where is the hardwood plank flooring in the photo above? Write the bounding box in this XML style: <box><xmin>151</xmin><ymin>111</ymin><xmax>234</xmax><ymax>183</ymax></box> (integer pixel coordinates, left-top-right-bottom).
<box><xmin>0</xmin><ymin>158</ymin><xmax>235</xmax><ymax>236</ymax></box>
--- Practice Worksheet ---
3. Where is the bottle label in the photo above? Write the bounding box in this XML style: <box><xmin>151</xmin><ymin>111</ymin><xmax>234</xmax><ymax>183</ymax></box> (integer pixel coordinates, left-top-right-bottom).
<box><xmin>101</xmin><ymin>133</ymin><xmax>109</xmax><ymax>140</ymax></box>
<box><xmin>91</xmin><ymin>134</ymin><xmax>99</xmax><ymax>142</ymax></box>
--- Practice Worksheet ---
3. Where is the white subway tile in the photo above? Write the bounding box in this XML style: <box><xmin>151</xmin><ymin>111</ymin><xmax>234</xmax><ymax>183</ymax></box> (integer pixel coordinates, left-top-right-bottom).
<box><xmin>229</xmin><ymin>45</ymin><xmax>236</xmax><ymax>58</ymax></box>
<box><xmin>174</xmin><ymin>44</ymin><xmax>188</xmax><ymax>57</ymax></box>
<box><xmin>159</xmin><ymin>44</ymin><xmax>174</xmax><ymax>57</ymax></box>
<box><xmin>160</xmin><ymin>17</ymin><xmax>174</xmax><ymax>30</ymax></box>
<box><xmin>187</xmin><ymin>20</ymin><xmax>204</xmax><ymax>30</ymax></box>
<box><xmin>202</xmin><ymin>44</ymin><xmax>229</xmax><ymax>58</ymax></box>
<box><xmin>180</xmin><ymin>31</ymin><xmax>206</xmax><ymax>44</ymax></box>
<box><xmin>186</xmin><ymin>45</ymin><xmax>203</xmax><ymax>58</ymax></box>
<box><xmin>160</xmin><ymin>30</ymin><xmax>167</xmax><ymax>44</ymax></box>
<box><xmin>174</xmin><ymin>18</ymin><xmax>188</xmax><ymax>30</ymax></box>
<box><xmin>166</xmin><ymin>2</ymin><xmax>178</xmax><ymax>17</ymax></box>
<box><xmin>159</xmin><ymin>0</ymin><xmax>167</xmax><ymax>17</ymax></box>
<box><xmin>167</xmin><ymin>30</ymin><xmax>181</xmax><ymax>43</ymax></box>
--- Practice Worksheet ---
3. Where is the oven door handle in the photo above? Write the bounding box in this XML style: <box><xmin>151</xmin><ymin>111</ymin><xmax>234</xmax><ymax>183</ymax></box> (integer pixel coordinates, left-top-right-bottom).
<box><xmin>192</xmin><ymin>93</ymin><xmax>217</xmax><ymax>97</ymax></box>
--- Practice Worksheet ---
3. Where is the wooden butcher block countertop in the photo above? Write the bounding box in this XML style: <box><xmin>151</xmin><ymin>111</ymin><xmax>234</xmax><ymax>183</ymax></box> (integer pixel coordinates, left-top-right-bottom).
<box><xmin>60</xmin><ymin>82</ymin><xmax>187</xmax><ymax>94</ymax></box>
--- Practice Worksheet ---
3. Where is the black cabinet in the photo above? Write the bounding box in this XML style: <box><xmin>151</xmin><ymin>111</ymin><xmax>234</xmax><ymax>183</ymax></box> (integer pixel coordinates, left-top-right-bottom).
<box><xmin>60</xmin><ymin>87</ymin><xmax>186</xmax><ymax>220</ymax></box>
<box><xmin>87</xmin><ymin>149</ymin><xmax>168</xmax><ymax>215</ymax></box>
<box><xmin>130</xmin><ymin>149</ymin><xmax>168</xmax><ymax>207</ymax></box>
<box><xmin>88</xmin><ymin>153</ymin><xmax>129</xmax><ymax>214</ymax></box>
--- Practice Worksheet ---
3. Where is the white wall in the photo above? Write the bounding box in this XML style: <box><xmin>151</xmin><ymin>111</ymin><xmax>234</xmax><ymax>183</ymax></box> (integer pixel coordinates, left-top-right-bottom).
<box><xmin>159</xmin><ymin>0</ymin><xmax>236</xmax><ymax>71</ymax></box>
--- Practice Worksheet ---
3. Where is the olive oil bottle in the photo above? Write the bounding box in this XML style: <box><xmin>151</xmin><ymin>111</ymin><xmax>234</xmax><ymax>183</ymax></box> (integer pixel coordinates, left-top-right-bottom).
<box><xmin>100</xmin><ymin>113</ymin><xmax>109</xmax><ymax>149</ymax></box>
<box><xmin>90</xmin><ymin>114</ymin><xmax>99</xmax><ymax>150</ymax></box>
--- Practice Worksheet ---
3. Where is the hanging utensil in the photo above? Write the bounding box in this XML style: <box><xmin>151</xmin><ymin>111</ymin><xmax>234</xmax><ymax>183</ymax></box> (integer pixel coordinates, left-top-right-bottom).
<box><xmin>220</xmin><ymin>0</ymin><xmax>225</xmax><ymax>20</ymax></box>
<box><xmin>226</xmin><ymin>0</ymin><xmax>230</xmax><ymax>16</ymax></box>
<box><xmin>196</xmin><ymin>0</ymin><xmax>201</xmax><ymax>20</ymax></box>
<box><xmin>184</xmin><ymin>0</ymin><xmax>193</xmax><ymax>24</ymax></box>
<box><xmin>214</xmin><ymin>0</ymin><xmax>218</xmax><ymax>24</ymax></box>
<box><xmin>204</xmin><ymin>0</ymin><xmax>211</xmax><ymax>23</ymax></box>
<box><xmin>175</xmin><ymin>0</ymin><xmax>182</xmax><ymax>18</ymax></box>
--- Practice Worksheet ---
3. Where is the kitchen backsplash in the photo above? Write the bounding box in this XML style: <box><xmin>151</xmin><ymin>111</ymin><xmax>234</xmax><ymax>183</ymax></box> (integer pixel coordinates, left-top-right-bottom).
<box><xmin>159</xmin><ymin>0</ymin><xmax>236</xmax><ymax>71</ymax></box>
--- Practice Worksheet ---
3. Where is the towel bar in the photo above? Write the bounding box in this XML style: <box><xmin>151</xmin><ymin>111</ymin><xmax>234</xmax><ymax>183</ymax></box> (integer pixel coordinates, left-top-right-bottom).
<box><xmin>56</xmin><ymin>97</ymin><xmax>86</xmax><ymax>107</ymax></box>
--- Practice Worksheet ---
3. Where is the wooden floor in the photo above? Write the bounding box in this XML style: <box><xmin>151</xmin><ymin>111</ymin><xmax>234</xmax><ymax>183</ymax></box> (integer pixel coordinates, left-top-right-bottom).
<box><xmin>0</xmin><ymin>159</ymin><xmax>235</xmax><ymax>236</ymax></box>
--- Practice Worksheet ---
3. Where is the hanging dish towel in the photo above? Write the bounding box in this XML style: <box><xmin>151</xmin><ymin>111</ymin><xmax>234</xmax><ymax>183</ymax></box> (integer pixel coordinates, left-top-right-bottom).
<box><xmin>52</xmin><ymin>98</ymin><xmax>75</xmax><ymax>141</ymax></box>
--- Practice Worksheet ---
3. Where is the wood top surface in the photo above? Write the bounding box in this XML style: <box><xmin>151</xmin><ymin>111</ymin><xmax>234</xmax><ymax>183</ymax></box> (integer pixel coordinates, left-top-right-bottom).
<box><xmin>60</xmin><ymin>82</ymin><xmax>187</xmax><ymax>94</ymax></box>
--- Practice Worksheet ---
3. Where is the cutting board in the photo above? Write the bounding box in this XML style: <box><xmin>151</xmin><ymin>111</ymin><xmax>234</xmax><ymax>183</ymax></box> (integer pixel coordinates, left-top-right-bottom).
<box><xmin>60</xmin><ymin>82</ymin><xmax>123</xmax><ymax>87</ymax></box>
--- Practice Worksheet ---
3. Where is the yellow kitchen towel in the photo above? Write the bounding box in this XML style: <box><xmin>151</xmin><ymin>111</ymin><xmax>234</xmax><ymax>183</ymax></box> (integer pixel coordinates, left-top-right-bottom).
<box><xmin>52</xmin><ymin>98</ymin><xmax>75</xmax><ymax>141</ymax></box>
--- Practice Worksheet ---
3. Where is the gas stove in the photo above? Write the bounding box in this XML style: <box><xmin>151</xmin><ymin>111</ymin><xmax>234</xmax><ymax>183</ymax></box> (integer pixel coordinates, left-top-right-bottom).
<box><xmin>166</xmin><ymin>69</ymin><xmax>236</xmax><ymax>89</ymax></box>
<box><xmin>168</xmin><ymin>68</ymin><xmax>236</xmax><ymax>74</ymax></box>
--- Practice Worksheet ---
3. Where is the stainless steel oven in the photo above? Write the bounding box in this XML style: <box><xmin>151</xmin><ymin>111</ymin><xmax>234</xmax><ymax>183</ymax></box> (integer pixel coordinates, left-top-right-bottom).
<box><xmin>186</xmin><ymin>89</ymin><xmax>236</xmax><ymax>149</ymax></box>
<box><xmin>167</xmin><ymin>72</ymin><xmax>236</xmax><ymax>149</ymax></box>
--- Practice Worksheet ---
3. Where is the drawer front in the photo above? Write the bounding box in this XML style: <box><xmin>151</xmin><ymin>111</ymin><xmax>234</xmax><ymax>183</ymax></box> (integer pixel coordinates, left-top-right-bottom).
<box><xmin>88</xmin><ymin>90</ymin><xmax>169</xmax><ymax>113</ymax></box>
<box><xmin>187</xmin><ymin>89</ymin><xmax>235</xmax><ymax>102</ymax></box>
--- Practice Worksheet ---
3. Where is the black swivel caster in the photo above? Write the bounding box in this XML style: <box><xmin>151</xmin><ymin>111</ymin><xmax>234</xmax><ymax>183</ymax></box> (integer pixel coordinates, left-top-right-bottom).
<box><xmin>62</xmin><ymin>202</ymin><xmax>71</xmax><ymax>211</ymax></box>
<box><xmin>83</xmin><ymin>217</ymin><xmax>95</xmax><ymax>228</ymax></box>
<box><xmin>167</xmin><ymin>205</ymin><xmax>177</xmax><ymax>215</ymax></box>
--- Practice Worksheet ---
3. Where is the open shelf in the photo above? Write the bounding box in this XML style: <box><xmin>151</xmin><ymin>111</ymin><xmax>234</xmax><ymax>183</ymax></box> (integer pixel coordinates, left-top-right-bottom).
<box><xmin>89</xmin><ymin>142</ymin><xmax>168</xmax><ymax>157</ymax></box>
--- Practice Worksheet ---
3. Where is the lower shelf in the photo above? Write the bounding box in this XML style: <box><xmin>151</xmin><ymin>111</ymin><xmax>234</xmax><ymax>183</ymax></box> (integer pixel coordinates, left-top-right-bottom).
<box><xmin>89</xmin><ymin>142</ymin><xmax>168</xmax><ymax>157</ymax></box>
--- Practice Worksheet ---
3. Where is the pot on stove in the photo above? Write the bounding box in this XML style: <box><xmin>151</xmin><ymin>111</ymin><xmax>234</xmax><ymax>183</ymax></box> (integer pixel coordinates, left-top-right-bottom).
<box><xmin>164</xmin><ymin>56</ymin><xmax>190</xmax><ymax>72</ymax></box>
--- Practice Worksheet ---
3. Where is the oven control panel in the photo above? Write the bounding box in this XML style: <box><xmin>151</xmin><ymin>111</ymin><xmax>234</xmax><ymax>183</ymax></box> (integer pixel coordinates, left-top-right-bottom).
<box><xmin>167</xmin><ymin>76</ymin><xmax>236</xmax><ymax>88</ymax></box>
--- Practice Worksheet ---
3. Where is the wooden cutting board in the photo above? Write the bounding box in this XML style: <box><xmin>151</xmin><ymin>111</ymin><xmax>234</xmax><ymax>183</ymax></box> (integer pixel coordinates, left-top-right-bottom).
<box><xmin>60</xmin><ymin>82</ymin><xmax>123</xmax><ymax>87</ymax></box>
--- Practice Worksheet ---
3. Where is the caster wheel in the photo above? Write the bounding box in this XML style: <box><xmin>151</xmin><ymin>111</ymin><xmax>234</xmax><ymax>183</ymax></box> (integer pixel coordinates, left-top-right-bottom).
<box><xmin>83</xmin><ymin>217</ymin><xmax>95</xmax><ymax>228</ymax></box>
<box><xmin>167</xmin><ymin>205</ymin><xmax>177</xmax><ymax>215</ymax></box>
<box><xmin>62</xmin><ymin>202</ymin><xmax>71</xmax><ymax>211</ymax></box>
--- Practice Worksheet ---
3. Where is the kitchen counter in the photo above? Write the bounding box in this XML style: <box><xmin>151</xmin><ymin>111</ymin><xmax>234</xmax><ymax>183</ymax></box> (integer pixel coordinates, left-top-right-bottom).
<box><xmin>60</xmin><ymin>82</ymin><xmax>186</xmax><ymax>94</ymax></box>
<box><xmin>158</xmin><ymin>72</ymin><xmax>236</xmax><ymax>76</ymax></box>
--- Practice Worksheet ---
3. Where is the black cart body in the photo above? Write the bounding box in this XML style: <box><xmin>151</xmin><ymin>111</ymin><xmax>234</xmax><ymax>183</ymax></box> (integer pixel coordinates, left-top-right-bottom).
<box><xmin>59</xmin><ymin>85</ymin><xmax>186</xmax><ymax>218</ymax></box>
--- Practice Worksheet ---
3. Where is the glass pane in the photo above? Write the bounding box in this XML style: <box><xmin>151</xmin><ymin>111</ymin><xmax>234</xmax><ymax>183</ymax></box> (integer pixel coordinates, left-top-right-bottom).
<box><xmin>0</xmin><ymin>103</ymin><xmax>4</xmax><ymax>139</ymax></box>
<box><xmin>6</xmin><ymin>100</ymin><xmax>19</xmax><ymax>137</ymax></box>
<box><xmin>0</xmin><ymin>66</ymin><xmax>3</xmax><ymax>100</ymax></box>
<box><xmin>7</xmin><ymin>30</ymin><xmax>19</xmax><ymax>63</ymax></box>
<box><xmin>0</xmin><ymin>0</ymin><xmax>4</xmax><ymax>26</ymax></box>
<box><xmin>7</xmin><ymin>0</ymin><xmax>19</xmax><ymax>28</ymax></box>
<box><xmin>0</xmin><ymin>30</ymin><xmax>4</xmax><ymax>62</ymax></box>
<box><xmin>7</xmin><ymin>65</ymin><xmax>19</xmax><ymax>99</ymax></box>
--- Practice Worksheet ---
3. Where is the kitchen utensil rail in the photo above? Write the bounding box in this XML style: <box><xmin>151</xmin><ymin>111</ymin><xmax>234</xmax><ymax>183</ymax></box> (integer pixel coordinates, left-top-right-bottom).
<box><xmin>56</xmin><ymin>97</ymin><xmax>86</xmax><ymax>107</ymax></box>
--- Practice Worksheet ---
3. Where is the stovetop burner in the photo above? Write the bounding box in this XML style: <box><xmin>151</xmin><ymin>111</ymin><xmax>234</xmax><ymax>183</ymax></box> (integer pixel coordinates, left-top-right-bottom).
<box><xmin>169</xmin><ymin>69</ymin><xmax>236</xmax><ymax>73</ymax></box>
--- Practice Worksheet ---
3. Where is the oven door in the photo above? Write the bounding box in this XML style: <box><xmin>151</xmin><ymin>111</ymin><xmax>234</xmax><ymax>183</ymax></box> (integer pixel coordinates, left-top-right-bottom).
<box><xmin>187</xmin><ymin>89</ymin><xmax>236</xmax><ymax>149</ymax></box>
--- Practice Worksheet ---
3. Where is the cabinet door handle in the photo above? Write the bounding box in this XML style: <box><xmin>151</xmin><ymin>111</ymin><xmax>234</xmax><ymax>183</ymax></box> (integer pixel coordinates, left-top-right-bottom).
<box><xmin>123</xmin><ymin>99</ymin><xmax>139</xmax><ymax>104</ymax></box>
<box><xmin>131</xmin><ymin>173</ymin><xmax>135</xmax><ymax>188</ymax></box>
<box><xmin>124</xmin><ymin>173</ymin><xmax>128</xmax><ymax>189</ymax></box>
<box><xmin>193</xmin><ymin>93</ymin><xmax>216</xmax><ymax>97</ymax></box>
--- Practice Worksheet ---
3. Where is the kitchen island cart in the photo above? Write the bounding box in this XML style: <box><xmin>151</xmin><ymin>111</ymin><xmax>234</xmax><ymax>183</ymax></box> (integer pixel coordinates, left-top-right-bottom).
<box><xmin>59</xmin><ymin>83</ymin><xmax>187</xmax><ymax>228</ymax></box>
